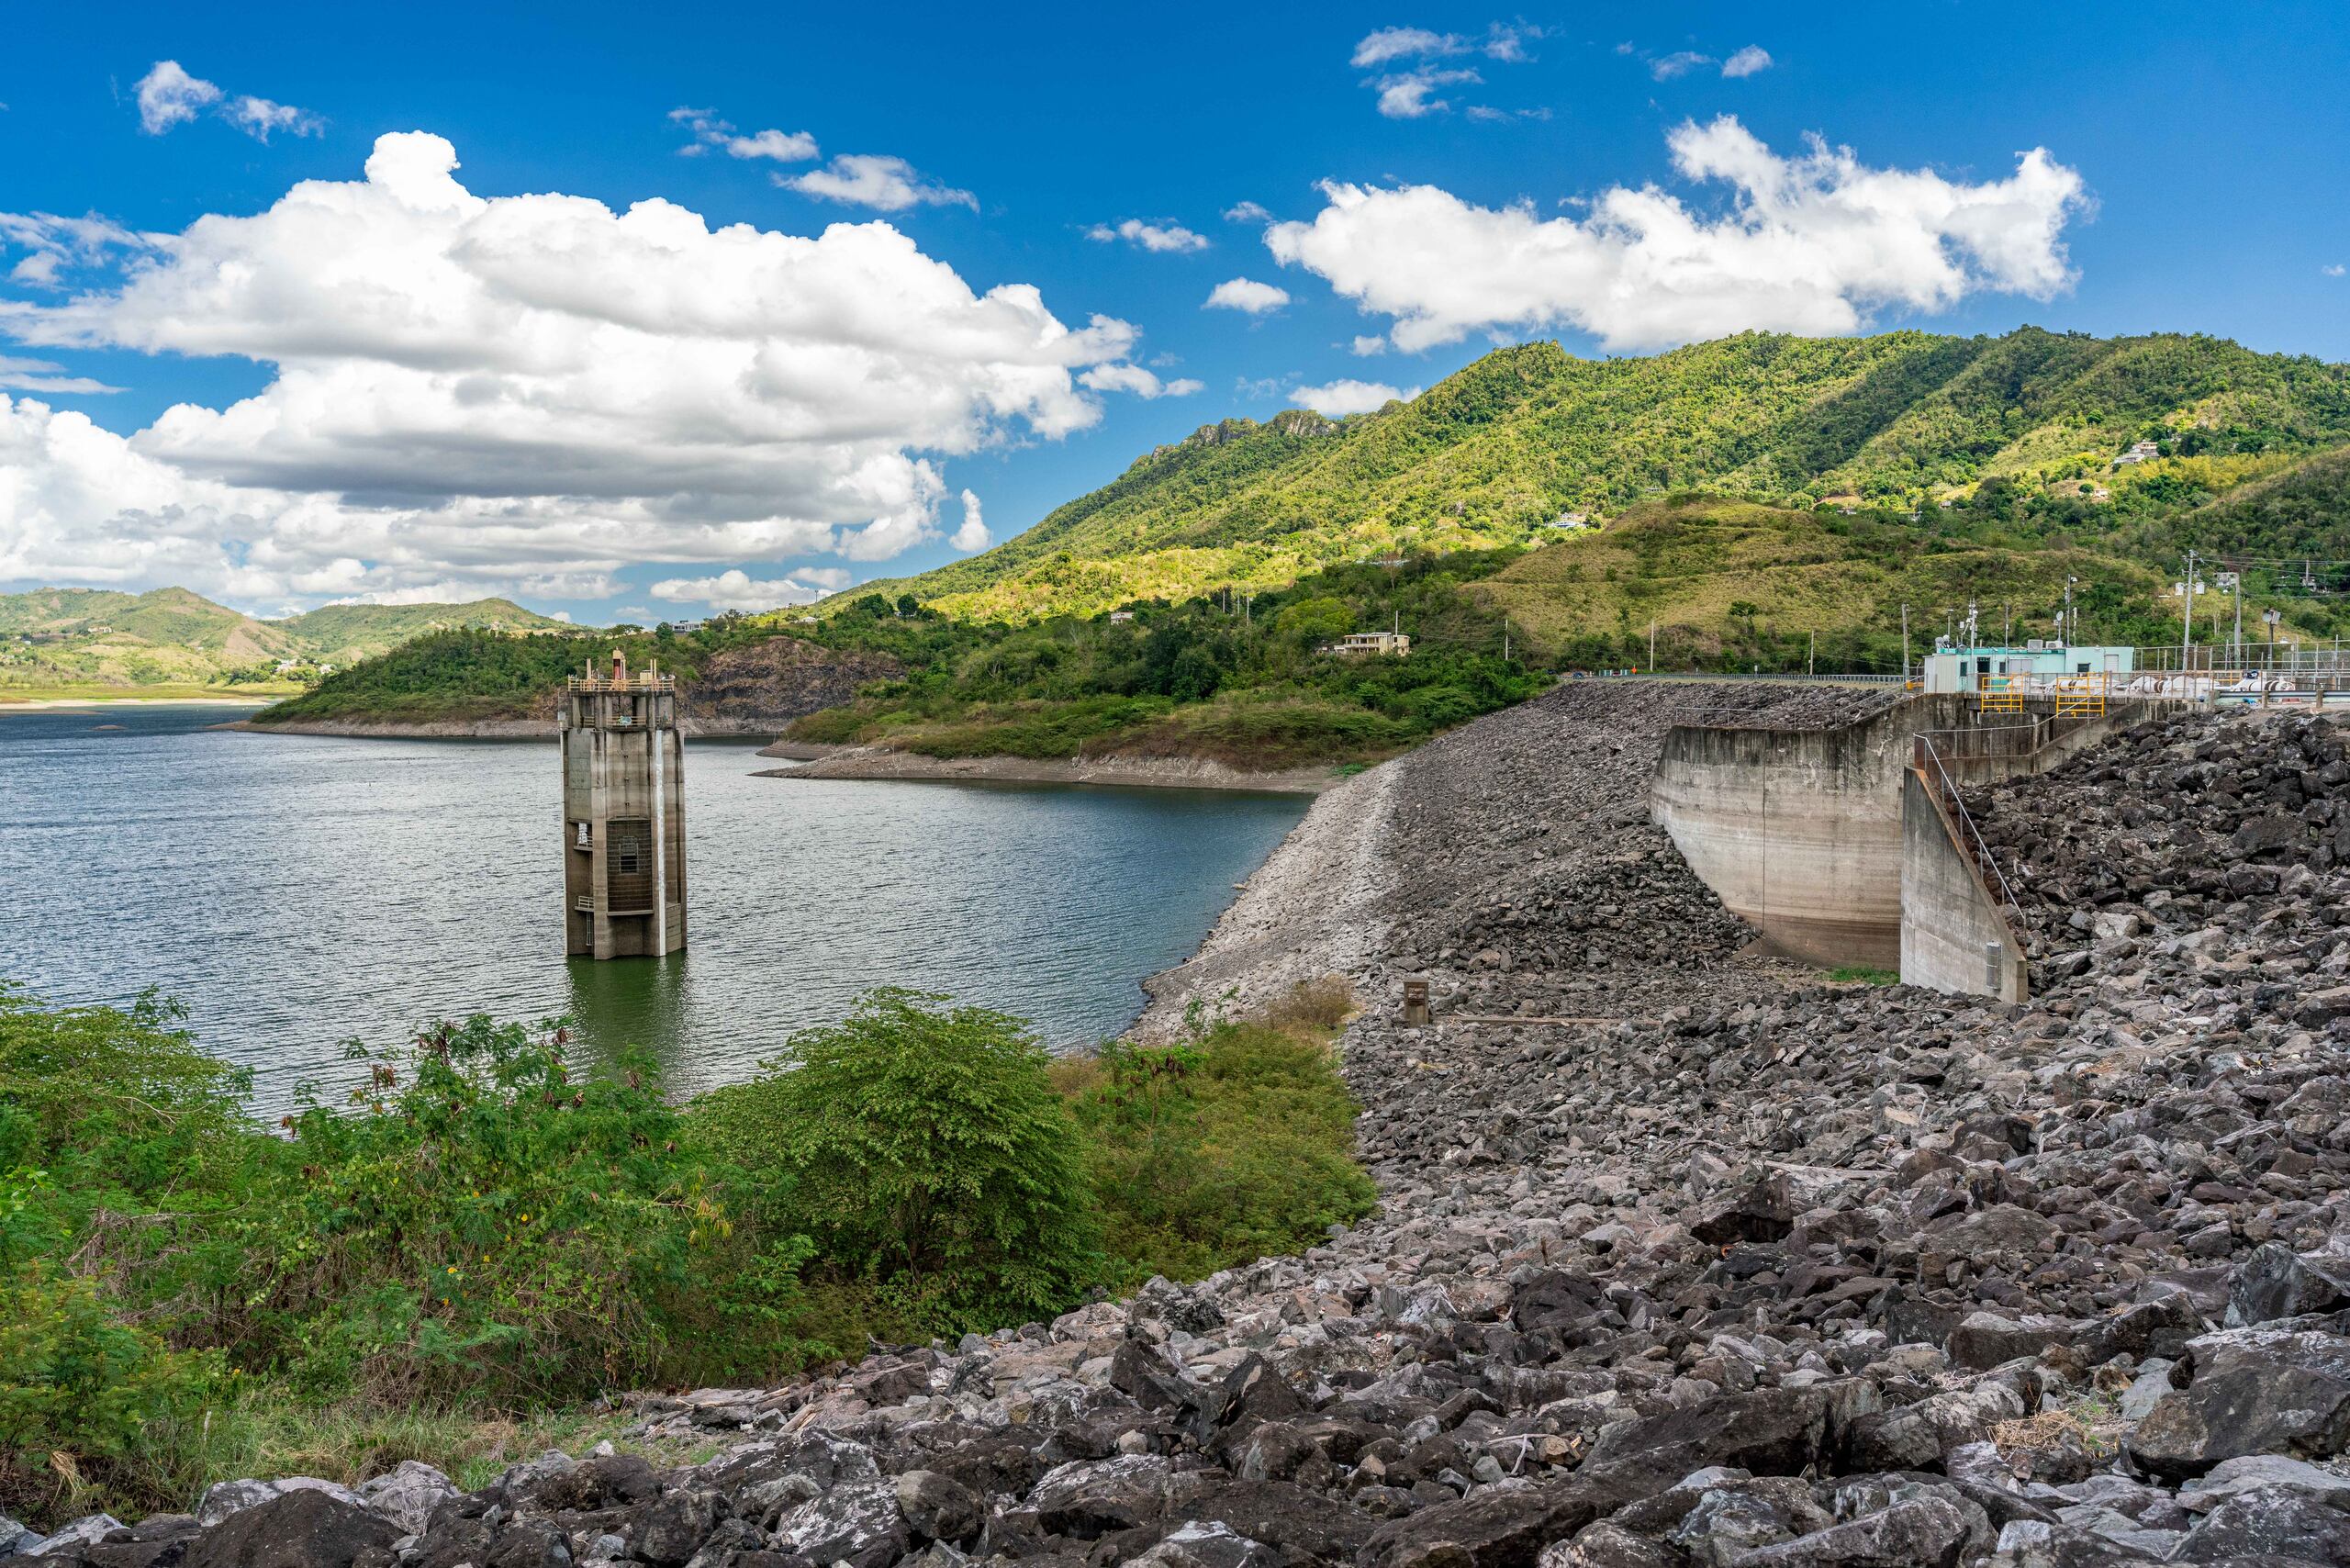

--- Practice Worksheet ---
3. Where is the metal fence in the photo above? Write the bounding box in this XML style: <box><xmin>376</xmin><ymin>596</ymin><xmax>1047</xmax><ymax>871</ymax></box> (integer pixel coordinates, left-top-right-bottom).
<box><xmin>1912</xmin><ymin>733</ymin><xmax>2023</xmax><ymax>918</ymax></box>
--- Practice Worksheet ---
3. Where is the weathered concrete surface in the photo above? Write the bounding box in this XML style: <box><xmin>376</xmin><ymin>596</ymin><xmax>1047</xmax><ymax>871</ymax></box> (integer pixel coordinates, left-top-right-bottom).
<box><xmin>1651</xmin><ymin>697</ymin><xmax>2137</xmax><ymax>970</ymax></box>
<box><xmin>1900</xmin><ymin>768</ymin><xmax>2029</xmax><ymax>1002</ymax></box>
<box><xmin>1649</xmin><ymin>696</ymin><xmax>1933</xmax><ymax>969</ymax></box>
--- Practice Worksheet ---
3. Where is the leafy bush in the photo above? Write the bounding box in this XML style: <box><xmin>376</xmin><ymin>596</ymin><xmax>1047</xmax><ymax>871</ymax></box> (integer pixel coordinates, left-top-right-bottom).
<box><xmin>1068</xmin><ymin>986</ymin><xmax>1377</xmax><ymax>1288</ymax></box>
<box><xmin>697</xmin><ymin>990</ymin><xmax>1102</xmax><ymax>1332</ymax></box>
<box><xmin>0</xmin><ymin>978</ymin><xmax>1382</xmax><ymax>1525</ymax></box>
<box><xmin>249</xmin><ymin>1016</ymin><xmax>811</xmax><ymax>1405</ymax></box>
<box><xmin>0</xmin><ymin>1256</ymin><xmax>221</xmax><ymax>1517</ymax></box>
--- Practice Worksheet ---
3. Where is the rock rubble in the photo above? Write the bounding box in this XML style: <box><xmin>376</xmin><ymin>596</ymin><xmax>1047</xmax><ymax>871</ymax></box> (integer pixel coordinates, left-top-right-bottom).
<box><xmin>28</xmin><ymin>691</ymin><xmax>2350</xmax><ymax>1568</ymax></box>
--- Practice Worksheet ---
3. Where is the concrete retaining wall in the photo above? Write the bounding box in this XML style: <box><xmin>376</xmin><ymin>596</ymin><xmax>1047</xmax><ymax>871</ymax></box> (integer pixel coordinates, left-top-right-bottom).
<box><xmin>1651</xmin><ymin>697</ymin><xmax>2141</xmax><ymax>971</ymax></box>
<box><xmin>1651</xmin><ymin>695</ymin><xmax>1986</xmax><ymax>969</ymax></box>
<box><xmin>1901</xmin><ymin>769</ymin><xmax>2029</xmax><ymax>1002</ymax></box>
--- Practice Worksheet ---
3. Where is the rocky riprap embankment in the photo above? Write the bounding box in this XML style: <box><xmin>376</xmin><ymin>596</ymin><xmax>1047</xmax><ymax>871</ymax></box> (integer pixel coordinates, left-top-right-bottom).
<box><xmin>28</xmin><ymin>692</ymin><xmax>2350</xmax><ymax>1568</ymax></box>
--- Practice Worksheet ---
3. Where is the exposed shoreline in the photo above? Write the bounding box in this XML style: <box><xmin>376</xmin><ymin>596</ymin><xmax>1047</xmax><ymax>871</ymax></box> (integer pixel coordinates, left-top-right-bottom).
<box><xmin>753</xmin><ymin>739</ymin><xmax>1339</xmax><ymax>794</ymax></box>
<box><xmin>218</xmin><ymin>716</ymin><xmax>784</xmax><ymax>740</ymax></box>
<box><xmin>1129</xmin><ymin>759</ymin><xmax>1398</xmax><ymax>1037</ymax></box>
<box><xmin>1</xmin><ymin>694</ymin><xmax>273</xmax><ymax>710</ymax></box>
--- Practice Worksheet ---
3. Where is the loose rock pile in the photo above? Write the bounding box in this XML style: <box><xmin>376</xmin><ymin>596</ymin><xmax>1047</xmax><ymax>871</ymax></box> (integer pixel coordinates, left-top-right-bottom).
<box><xmin>24</xmin><ymin>694</ymin><xmax>2350</xmax><ymax>1568</ymax></box>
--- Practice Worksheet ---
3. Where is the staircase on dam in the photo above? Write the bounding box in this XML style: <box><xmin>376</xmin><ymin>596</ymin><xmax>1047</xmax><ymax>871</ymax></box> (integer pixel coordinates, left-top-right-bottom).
<box><xmin>1650</xmin><ymin>694</ymin><xmax>2144</xmax><ymax>1001</ymax></box>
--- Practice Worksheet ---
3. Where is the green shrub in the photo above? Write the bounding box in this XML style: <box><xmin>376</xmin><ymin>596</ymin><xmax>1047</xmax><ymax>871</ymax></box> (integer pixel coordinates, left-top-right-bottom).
<box><xmin>250</xmin><ymin>1016</ymin><xmax>811</xmax><ymax>1405</ymax></box>
<box><xmin>0</xmin><ymin>1256</ymin><xmax>222</xmax><ymax>1518</ymax></box>
<box><xmin>697</xmin><ymin>990</ymin><xmax>1102</xmax><ymax>1332</ymax></box>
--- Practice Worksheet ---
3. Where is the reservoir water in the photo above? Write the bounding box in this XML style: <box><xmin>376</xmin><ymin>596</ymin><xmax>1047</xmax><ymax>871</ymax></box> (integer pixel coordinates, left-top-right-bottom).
<box><xmin>0</xmin><ymin>704</ymin><xmax>1308</xmax><ymax>1109</ymax></box>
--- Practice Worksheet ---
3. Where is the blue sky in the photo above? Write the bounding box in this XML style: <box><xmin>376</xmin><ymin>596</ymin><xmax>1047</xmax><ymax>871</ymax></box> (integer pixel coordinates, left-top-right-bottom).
<box><xmin>3</xmin><ymin>0</ymin><xmax>2346</xmax><ymax>622</ymax></box>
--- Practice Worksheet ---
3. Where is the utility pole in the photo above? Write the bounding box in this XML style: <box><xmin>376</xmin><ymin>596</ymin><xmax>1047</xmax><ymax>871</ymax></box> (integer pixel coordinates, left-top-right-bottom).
<box><xmin>1649</xmin><ymin>617</ymin><xmax>1656</xmax><ymax>672</ymax></box>
<box><xmin>1808</xmin><ymin>628</ymin><xmax>1816</xmax><ymax>678</ymax></box>
<box><xmin>2180</xmin><ymin>549</ymin><xmax>2198</xmax><ymax>671</ymax></box>
<box><xmin>2064</xmin><ymin>577</ymin><xmax>2076</xmax><ymax>645</ymax></box>
<box><xmin>1502</xmin><ymin>616</ymin><xmax>1510</xmax><ymax>664</ymax></box>
<box><xmin>1901</xmin><ymin>603</ymin><xmax>1911</xmax><ymax>687</ymax></box>
<box><xmin>2003</xmin><ymin>602</ymin><xmax>2011</xmax><ymax>644</ymax></box>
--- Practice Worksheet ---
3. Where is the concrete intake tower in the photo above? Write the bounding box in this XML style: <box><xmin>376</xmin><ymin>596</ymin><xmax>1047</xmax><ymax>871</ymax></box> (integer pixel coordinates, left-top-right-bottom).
<box><xmin>561</xmin><ymin>648</ymin><xmax>687</xmax><ymax>958</ymax></box>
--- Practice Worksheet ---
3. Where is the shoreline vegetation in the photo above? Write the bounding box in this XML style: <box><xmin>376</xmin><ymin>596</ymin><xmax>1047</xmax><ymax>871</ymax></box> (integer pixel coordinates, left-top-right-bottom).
<box><xmin>0</xmin><ymin>970</ymin><xmax>1372</xmax><ymax>1528</ymax></box>
<box><xmin>229</xmin><ymin>549</ymin><xmax>1546</xmax><ymax>775</ymax></box>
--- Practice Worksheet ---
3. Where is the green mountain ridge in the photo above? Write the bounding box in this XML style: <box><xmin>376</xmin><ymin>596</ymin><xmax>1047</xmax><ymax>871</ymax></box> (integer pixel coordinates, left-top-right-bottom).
<box><xmin>848</xmin><ymin>327</ymin><xmax>2350</xmax><ymax>624</ymax></box>
<box><xmin>0</xmin><ymin>588</ymin><xmax>571</xmax><ymax>689</ymax></box>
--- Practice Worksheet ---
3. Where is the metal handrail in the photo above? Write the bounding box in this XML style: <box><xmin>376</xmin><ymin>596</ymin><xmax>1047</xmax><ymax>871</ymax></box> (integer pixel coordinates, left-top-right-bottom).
<box><xmin>1913</xmin><ymin>734</ymin><xmax>2023</xmax><ymax>918</ymax></box>
<box><xmin>1911</xmin><ymin>722</ymin><xmax>2043</xmax><ymax>759</ymax></box>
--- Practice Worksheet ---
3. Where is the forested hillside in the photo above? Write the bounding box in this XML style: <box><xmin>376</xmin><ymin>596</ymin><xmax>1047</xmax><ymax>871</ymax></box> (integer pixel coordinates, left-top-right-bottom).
<box><xmin>0</xmin><ymin>587</ymin><xmax>568</xmax><ymax>690</ymax></box>
<box><xmin>853</xmin><ymin>328</ymin><xmax>2350</xmax><ymax>624</ymax></box>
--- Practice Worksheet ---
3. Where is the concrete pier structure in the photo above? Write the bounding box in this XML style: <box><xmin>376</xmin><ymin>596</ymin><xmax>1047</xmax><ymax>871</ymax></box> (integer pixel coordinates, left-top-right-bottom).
<box><xmin>561</xmin><ymin>649</ymin><xmax>687</xmax><ymax>958</ymax></box>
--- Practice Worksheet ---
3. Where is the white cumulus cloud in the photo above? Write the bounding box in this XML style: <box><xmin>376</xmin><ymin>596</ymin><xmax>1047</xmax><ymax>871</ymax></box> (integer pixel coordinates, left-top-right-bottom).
<box><xmin>1086</xmin><ymin>218</ymin><xmax>1211</xmax><ymax>253</ymax></box>
<box><xmin>1290</xmin><ymin>379</ymin><xmax>1415</xmax><ymax>418</ymax></box>
<box><xmin>1349</xmin><ymin>335</ymin><xmax>1388</xmax><ymax>356</ymax></box>
<box><xmin>0</xmin><ymin>131</ymin><xmax>1164</xmax><ymax>605</ymax></box>
<box><xmin>1223</xmin><ymin>200</ymin><xmax>1272</xmax><ymax>224</ymax></box>
<box><xmin>134</xmin><ymin>61</ymin><xmax>219</xmax><ymax>134</ymax></box>
<box><xmin>1651</xmin><ymin>50</ymin><xmax>1714</xmax><ymax>80</ymax></box>
<box><xmin>1722</xmin><ymin>45</ymin><xmax>1774</xmax><ymax>78</ymax></box>
<box><xmin>783</xmin><ymin>153</ymin><xmax>976</xmax><ymax>212</ymax></box>
<box><xmin>1204</xmin><ymin>276</ymin><xmax>1291</xmax><ymax>314</ymax></box>
<box><xmin>1351</xmin><ymin>24</ymin><xmax>1535</xmax><ymax>117</ymax></box>
<box><xmin>134</xmin><ymin>61</ymin><xmax>319</xmax><ymax>140</ymax></box>
<box><xmin>1351</xmin><ymin>27</ymin><xmax>1461</xmax><ymax>67</ymax></box>
<box><xmin>950</xmin><ymin>488</ymin><xmax>990</xmax><ymax>552</ymax></box>
<box><xmin>1079</xmin><ymin>364</ymin><xmax>1203</xmax><ymax>398</ymax></box>
<box><xmin>1371</xmin><ymin>67</ymin><xmax>1482</xmax><ymax>118</ymax></box>
<box><xmin>1265</xmin><ymin>117</ymin><xmax>2089</xmax><ymax>353</ymax></box>
<box><xmin>650</xmin><ymin>568</ymin><xmax>830</xmax><ymax>612</ymax></box>
<box><xmin>668</xmin><ymin>108</ymin><xmax>820</xmax><ymax>162</ymax></box>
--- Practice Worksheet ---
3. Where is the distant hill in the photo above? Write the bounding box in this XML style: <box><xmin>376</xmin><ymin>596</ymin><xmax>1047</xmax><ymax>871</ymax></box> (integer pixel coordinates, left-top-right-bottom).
<box><xmin>1473</xmin><ymin>497</ymin><xmax>2177</xmax><ymax>669</ymax></box>
<box><xmin>0</xmin><ymin>588</ymin><xmax>572</xmax><ymax>690</ymax></box>
<box><xmin>848</xmin><ymin>327</ymin><xmax>2350</xmax><ymax>626</ymax></box>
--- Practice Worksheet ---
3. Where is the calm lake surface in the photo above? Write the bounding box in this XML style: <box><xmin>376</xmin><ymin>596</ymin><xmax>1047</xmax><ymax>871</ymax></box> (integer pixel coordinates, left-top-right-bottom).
<box><xmin>0</xmin><ymin>704</ymin><xmax>1307</xmax><ymax>1109</ymax></box>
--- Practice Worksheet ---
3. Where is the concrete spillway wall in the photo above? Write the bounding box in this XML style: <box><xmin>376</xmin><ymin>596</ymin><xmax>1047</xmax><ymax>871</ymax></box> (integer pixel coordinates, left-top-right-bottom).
<box><xmin>1651</xmin><ymin>696</ymin><xmax>2143</xmax><ymax>975</ymax></box>
<box><xmin>1900</xmin><ymin>768</ymin><xmax>2030</xmax><ymax>1002</ymax></box>
<box><xmin>1651</xmin><ymin>695</ymin><xmax>1988</xmax><ymax>969</ymax></box>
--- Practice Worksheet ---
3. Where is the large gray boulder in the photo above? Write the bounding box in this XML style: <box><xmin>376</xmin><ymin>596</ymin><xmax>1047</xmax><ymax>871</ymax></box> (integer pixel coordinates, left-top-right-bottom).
<box><xmin>771</xmin><ymin>1478</ymin><xmax>909</xmax><ymax>1568</ymax></box>
<box><xmin>2167</xmin><ymin>1484</ymin><xmax>2350</xmax><ymax>1563</ymax></box>
<box><xmin>195</xmin><ymin>1477</ymin><xmax>364</xmax><ymax>1529</ymax></box>
<box><xmin>2230</xmin><ymin>1243</ymin><xmax>2350</xmax><ymax>1327</ymax></box>
<box><xmin>183</xmin><ymin>1491</ymin><xmax>397</xmax><ymax>1568</ymax></box>
<box><xmin>1359</xmin><ymin>1480</ymin><xmax>1605</xmax><ymax>1568</ymax></box>
<box><xmin>356</xmin><ymin>1460</ymin><xmax>461</xmax><ymax>1536</ymax></box>
<box><xmin>2130</xmin><ymin>1327</ymin><xmax>2350</xmax><ymax>1480</ymax></box>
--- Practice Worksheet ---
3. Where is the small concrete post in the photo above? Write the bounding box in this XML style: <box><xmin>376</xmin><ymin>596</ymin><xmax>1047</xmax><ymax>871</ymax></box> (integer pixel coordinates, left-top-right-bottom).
<box><xmin>1983</xmin><ymin>941</ymin><xmax>2001</xmax><ymax>992</ymax></box>
<box><xmin>1401</xmin><ymin>979</ymin><xmax>1432</xmax><ymax>1026</ymax></box>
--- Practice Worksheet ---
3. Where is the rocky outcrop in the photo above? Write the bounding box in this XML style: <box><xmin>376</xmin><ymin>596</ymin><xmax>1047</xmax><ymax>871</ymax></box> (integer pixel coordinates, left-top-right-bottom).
<box><xmin>44</xmin><ymin>696</ymin><xmax>2350</xmax><ymax>1568</ymax></box>
<box><xmin>241</xmin><ymin>637</ymin><xmax>901</xmax><ymax>740</ymax></box>
<box><xmin>679</xmin><ymin>637</ymin><xmax>901</xmax><ymax>736</ymax></box>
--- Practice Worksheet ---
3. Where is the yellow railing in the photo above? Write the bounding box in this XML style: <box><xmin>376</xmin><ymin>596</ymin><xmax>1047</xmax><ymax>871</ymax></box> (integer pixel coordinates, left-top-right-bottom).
<box><xmin>2053</xmin><ymin>671</ymin><xmax>2108</xmax><ymax>717</ymax></box>
<box><xmin>1977</xmin><ymin>675</ymin><xmax>2023</xmax><ymax>713</ymax></box>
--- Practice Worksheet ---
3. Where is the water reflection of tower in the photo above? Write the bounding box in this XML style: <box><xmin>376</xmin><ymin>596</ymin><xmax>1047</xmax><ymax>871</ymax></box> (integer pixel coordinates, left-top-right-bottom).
<box><xmin>560</xmin><ymin>647</ymin><xmax>687</xmax><ymax>958</ymax></box>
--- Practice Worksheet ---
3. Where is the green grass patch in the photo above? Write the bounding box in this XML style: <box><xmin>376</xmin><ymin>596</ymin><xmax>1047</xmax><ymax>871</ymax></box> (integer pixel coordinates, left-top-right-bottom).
<box><xmin>1827</xmin><ymin>966</ymin><xmax>1900</xmax><ymax>985</ymax></box>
